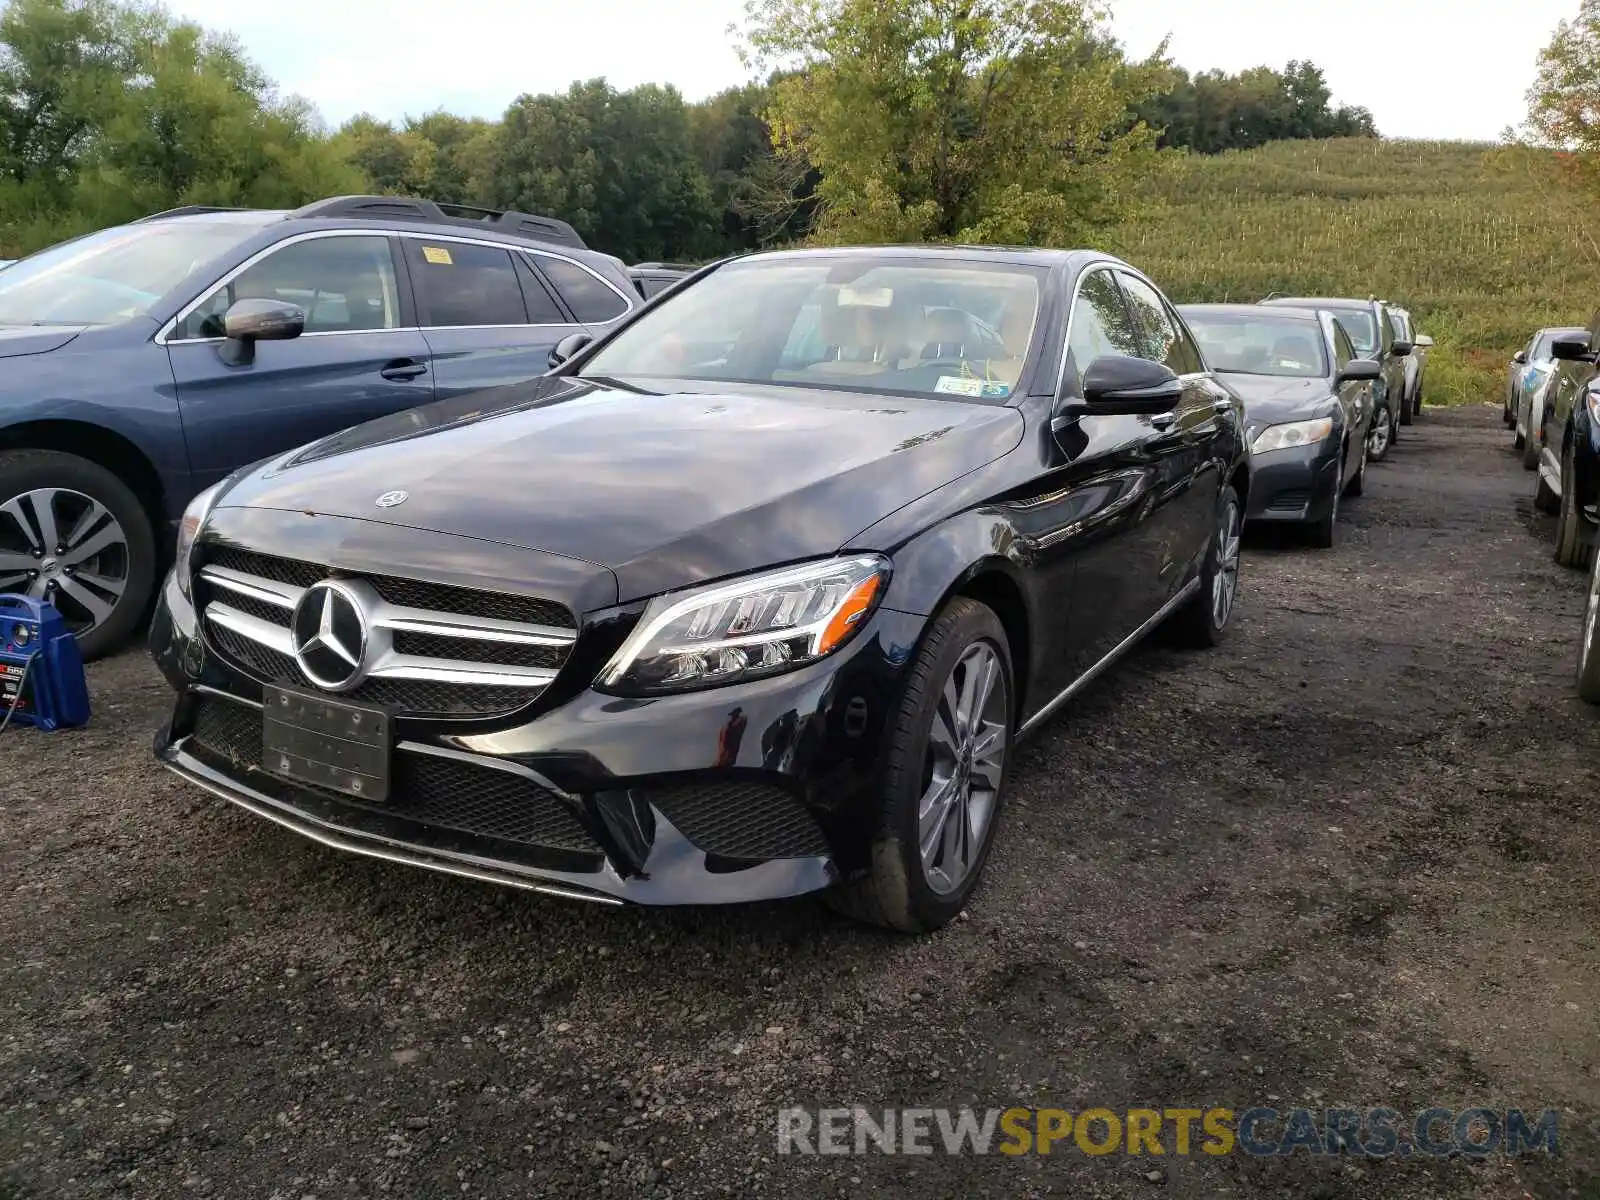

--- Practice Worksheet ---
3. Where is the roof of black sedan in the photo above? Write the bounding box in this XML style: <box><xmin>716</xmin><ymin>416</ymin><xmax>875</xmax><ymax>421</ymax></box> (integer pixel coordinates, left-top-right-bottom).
<box><xmin>737</xmin><ymin>244</ymin><xmax>1115</xmax><ymax>269</ymax></box>
<box><xmin>1180</xmin><ymin>302</ymin><xmax>1322</xmax><ymax>322</ymax></box>
<box><xmin>1261</xmin><ymin>296</ymin><xmax>1375</xmax><ymax>311</ymax></box>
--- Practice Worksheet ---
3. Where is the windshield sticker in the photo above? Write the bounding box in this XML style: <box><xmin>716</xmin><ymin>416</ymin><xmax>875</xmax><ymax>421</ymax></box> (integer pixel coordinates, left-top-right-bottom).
<box><xmin>935</xmin><ymin>376</ymin><xmax>985</xmax><ymax>397</ymax></box>
<box><xmin>421</xmin><ymin>246</ymin><xmax>453</xmax><ymax>266</ymax></box>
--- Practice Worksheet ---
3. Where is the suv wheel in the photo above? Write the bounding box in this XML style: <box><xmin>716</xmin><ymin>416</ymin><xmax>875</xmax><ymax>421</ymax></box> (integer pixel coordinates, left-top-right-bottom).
<box><xmin>1399</xmin><ymin>387</ymin><xmax>1415</xmax><ymax>427</ymax></box>
<box><xmin>826</xmin><ymin>598</ymin><xmax>1013</xmax><ymax>932</ymax></box>
<box><xmin>1368</xmin><ymin>406</ymin><xmax>1394</xmax><ymax>462</ymax></box>
<box><xmin>0</xmin><ymin>450</ymin><xmax>155</xmax><ymax>660</ymax></box>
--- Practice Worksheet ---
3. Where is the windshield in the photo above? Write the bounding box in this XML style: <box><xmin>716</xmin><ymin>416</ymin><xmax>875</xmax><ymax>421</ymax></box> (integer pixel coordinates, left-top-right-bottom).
<box><xmin>1183</xmin><ymin>312</ymin><xmax>1328</xmax><ymax>379</ymax></box>
<box><xmin>0</xmin><ymin>220</ymin><xmax>268</xmax><ymax>326</ymax></box>
<box><xmin>578</xmin><ymin>258</ymin><xmax>1044</xmax><ymax>402</ymax></box>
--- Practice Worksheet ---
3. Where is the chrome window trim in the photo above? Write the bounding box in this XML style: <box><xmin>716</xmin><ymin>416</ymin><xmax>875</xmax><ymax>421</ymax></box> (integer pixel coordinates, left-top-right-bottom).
<box><xmin>157</xmin><ymin>226</ymin><xmax>634</xmax><ymax>346</ymax></box>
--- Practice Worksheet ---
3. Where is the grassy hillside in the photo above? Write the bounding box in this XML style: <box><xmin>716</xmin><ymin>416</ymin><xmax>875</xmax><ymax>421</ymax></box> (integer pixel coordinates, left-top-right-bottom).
<box><xmin>1107</xmin><ymin>139</ymin><xmax>1600</xmax><ymax>405</ymax></box>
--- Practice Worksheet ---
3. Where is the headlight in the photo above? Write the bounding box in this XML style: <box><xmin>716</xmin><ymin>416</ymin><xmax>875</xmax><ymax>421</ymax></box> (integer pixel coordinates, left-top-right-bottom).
<box><xmin>1250</xmin><ymin>417</ymin><xmax>1334</xmax><ymax>455</ymax></box>
<box><xmin>174</xmin><ymin>482</ymin><xmax>225</xmax><ymax>599</ymax></box>
<box><xmin>597</xmin><ymin>555</ymin><xmax>889</xmax><ymax>695</ymax></box>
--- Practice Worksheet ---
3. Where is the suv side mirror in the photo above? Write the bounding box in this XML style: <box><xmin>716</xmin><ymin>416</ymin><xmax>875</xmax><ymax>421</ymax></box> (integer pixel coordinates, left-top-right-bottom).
<box><xmin>1338</xmin><ymin>359</ymin><xmax>1382</xmax><ymax>383</ymax></box>
<box><xmin>1415</xmin><ymin>334</ymin><xmax>1434</xmax><ymax>349</ymax></box>
<box><xmin>549</xmin><ymin>332</ymin><xmax>593</xmax><ymax>369</ymax></box>
<box><xmin>217</xmin><ymin>298</ymin><xmax>304</xmax><ymax>366</ymax></box>
<box><xmin>1078</xmin><ymin>355</ymin><xmax>1183</xmax><ymax>413</ymax></box>
<box><xmin>1390</xmin><ymin>340</ymin><xmax>1414</xmax><ymax>357</ymax></box>
<box><xmin>1512</xmin><ymin>350</ymin><xmax>1529</xmax><ymax>365</ymax></box>
<box><xmin>1553</xmin><ymin>336</ymin><xmax>1596</xmax><ymax>363</ymax></box>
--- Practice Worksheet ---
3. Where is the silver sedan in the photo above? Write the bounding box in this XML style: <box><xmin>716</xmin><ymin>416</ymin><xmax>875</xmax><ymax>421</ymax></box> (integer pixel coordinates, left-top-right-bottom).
<box><xmin>1509</xmin><ymin>326</ymin><xmax>1588</xmax><ymax>467</ymax></box>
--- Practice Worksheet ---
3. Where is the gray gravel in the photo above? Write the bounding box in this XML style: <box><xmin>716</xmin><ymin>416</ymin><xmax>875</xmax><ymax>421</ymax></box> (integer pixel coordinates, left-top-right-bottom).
<box><xmin>1</xmin><ymin>404</ymin><xmax>1596</xmax><ymax>1198</ymax></box>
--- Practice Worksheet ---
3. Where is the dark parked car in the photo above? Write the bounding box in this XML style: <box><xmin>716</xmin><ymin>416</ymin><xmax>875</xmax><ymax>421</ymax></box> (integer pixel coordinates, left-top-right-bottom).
<box><xmin>1260</xmin><ymin>296</ymin><xmax>1411</xmax><ymax>456</ymax></box>
<box><xmin>0</xmin><ymin>196</ymin><xmax>637</xmax><ymax>658</ymax></box>
<box><xmin>628</xmin><ymin>263</ymin><xmax>694</xmax><ymax>300</ymax></box>
<box><xmin>150</xmin><ymin>247</ymin><xmax>1249</xmax><ymax>932</ymax></box>
<box><xmin>1180</xmin><ymin>303</ymin><xmax>1378</xmax><ymax>548</ymax></box>
<box><xmin>1533</xmin><ymin>319</ymin><xmax>1600</xmax><ymax>570</ymax></box>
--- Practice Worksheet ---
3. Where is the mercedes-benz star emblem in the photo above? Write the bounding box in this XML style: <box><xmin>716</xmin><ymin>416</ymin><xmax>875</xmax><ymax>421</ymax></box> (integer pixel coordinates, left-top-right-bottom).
<box><xmin>290</xmin><ymin>581</ymin><xmax>370</xmax><ymax>691</ymax></box>
<box><xmin>375</xmin><ymin>490</ymin><xmax>408</xmax><ymax>508</ymax></box>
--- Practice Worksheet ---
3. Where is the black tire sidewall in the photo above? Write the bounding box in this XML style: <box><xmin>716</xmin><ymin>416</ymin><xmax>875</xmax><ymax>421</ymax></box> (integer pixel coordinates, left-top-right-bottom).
<box><xmin>0</xmin><ymin>451</ymin><xmax>155</xmax><ymax>659</ymax></box>
<box><xmin>1581</xmin><ymin>558</ymin><xmax>1600</xmax><ymax>703</ymax></box>
<box><xmin>882</xmin><ymin>600</ymin><xmax>1015</xmax><ymax>929</ymax></box>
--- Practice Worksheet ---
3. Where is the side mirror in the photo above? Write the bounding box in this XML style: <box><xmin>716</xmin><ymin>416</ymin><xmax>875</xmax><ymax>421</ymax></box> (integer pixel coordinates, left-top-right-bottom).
<box><xmin>1416</xmin><ymin>334</ymin><xmax>1434</xmax><ymax>349</ymax></box>
<box><xmin>1390</xmin><ymin>340</ymin><xmax>1414</xmax><ymax>357</ymax></box>
<box><xmin>1553</xmin><ymin>336</ymin><xmax>1596</xmax><ymax>363</ymax></box>
<box><xmin>1512</xmin><ymin>350</ymin><xmax>1529</xmax><ymax>365</ymax></box>
<box><xmin>1077</xmin><ymin>355</ymin><xmax>1184</xmax><ymax>414</ymax></box>
<box><xmin>1338</xmin><ymin>359</ymin><xmax>1382</xmax><ymax>383</ymax></box>
<box><xmin>217</xmin><ymin>298</ymin><xmax>304</xmax><ymax>366</ymax></box>
<box><xmin>548</xmin><ymin>332</ymin><xmax>593</xmax><ymax>369</ymax></box>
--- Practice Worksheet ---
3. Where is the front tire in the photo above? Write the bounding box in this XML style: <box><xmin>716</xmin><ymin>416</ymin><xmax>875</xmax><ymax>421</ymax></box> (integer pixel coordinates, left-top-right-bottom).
<box><xmin>1578</xmin><ymin>553</ymin><xmax>1600</xmax><ymax>704</ymax></box>
<box><xmin>1308</xmin><ymin>467</ymin><xmax>1339</xmax><ymax>549</ymax></box>
<box><xmin>1344</xmin><ymin>436</ymin><xmax>1368</xmax><ymax>498</ymax></box>
<box><xmin>1535</xmin><ymin>468</ymin><xmax>1560</xmax><ymax>514</ymax></box>
<box><xmin>826</xmin><ymin>598</ymin><xmax>1014</xmax><ymax>932</ymax></box>
<box><xmin>0</xmin><ymin>450</ymin><xmax>155</xmax><ymax>660</ymax></box>
<box><xmin>1170</xmin><ymin>485</ymin><xmax>1242</xmax><ymax>648</ymax></box>
<box><xmin>1554</xmin><ymin>439</ymin><xmax>1594</xmax><ymax>570</ymax></box>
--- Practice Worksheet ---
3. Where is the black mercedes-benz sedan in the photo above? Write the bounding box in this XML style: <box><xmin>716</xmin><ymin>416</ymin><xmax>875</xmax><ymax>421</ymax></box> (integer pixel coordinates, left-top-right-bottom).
<box><xmin>1180</xmin><ymin>303</ymin><xmax>1380</xmax><ymax>549</ymax></box>
<box><xmin>150</xmin><ymin>247</ymin><xmax>1249</xmax><ymax>932</ymax></box>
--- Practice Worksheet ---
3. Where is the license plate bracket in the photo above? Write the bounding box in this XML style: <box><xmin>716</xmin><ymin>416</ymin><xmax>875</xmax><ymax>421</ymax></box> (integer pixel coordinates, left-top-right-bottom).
<box><xmin>262</xmin><ymin>685</ymin><xmax>391</xmax><ymax>802</ymax></box>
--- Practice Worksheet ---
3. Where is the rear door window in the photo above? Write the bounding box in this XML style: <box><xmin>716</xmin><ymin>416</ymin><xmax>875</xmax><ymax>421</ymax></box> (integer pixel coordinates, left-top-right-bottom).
<box><xmin>405</xmin><ymin>240</ymin><xmax>528</xmax><ymax>328</ymax></box>
<box><xmin>536</xmin><ymin>256</ymin><xmax>631</xmax><ymax>324</ymax></box>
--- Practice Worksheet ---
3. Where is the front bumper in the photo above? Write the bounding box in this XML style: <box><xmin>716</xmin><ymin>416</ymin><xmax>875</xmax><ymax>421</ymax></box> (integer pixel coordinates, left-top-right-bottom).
<box><xmin>1244</xmin><ymin>441</ymin><xmax>1342</xmax><ymax>524</ymax></box>
<box><xmin>150</xmin><ymin>570</ymin><xmax>925</xmax><ymax>906</ymax></box>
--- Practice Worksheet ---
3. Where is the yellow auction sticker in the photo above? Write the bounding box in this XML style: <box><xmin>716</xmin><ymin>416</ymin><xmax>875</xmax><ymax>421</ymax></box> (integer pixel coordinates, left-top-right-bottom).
<box><xmin>421</xmin><ymin>246</ymin><xmax>453</xmax><ymax>265</ymax></box>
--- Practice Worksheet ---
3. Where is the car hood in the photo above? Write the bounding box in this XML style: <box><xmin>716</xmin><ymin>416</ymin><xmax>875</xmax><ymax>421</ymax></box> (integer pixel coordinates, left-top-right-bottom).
<box><xmin>219</xmin><ymin>376</ymin><xmax>1025</xmax><ymax>602</ymax></box>
<box><xmin>0</xmin><ymin>325</ymin><xmax>85</xmax><ymax>359</ymax></box>
<box><xmin>1218</xmin><ymin>374</ymin><xmax>1337</xmax><ymax>424</ymax></box>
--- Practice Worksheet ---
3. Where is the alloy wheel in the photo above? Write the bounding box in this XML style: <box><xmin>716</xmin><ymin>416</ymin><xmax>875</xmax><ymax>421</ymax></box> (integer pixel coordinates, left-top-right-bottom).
<box><xmin>0</xmin><ymin>487</ymin><xmax>130</xmax><ymax>636</ymax></box>
<box><xmin>1583</xmin><ymin>561</ymin><xmax>1600</xmax><ymax>684</ymax></box>
<box><xmin>1212</xmin><ymin>497</ymin><xmax>1242</xmax><ymax>628</ymax></box>
<box><xmin>919</xmin><ymin>641</ymin><xmax>1008</xmax><ymax>896</ymax></box>
<box><xmin>1369</xmin><ymin>409</ymin><xmax>1391</xmax><ymax>457</ymax></box>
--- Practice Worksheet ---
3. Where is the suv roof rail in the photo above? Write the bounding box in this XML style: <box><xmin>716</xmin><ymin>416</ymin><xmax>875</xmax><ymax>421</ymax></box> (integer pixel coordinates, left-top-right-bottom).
<box><xmin>287</xmin><ymin>195</ymin><xmax>587</xmax><ymax>249</ymax></box>
<box><xmin>134</xmin><ymin>205</ymin><xmax>251</xmax><ymax>222</ymax></box>
<box><xmin>1262</xmin><ymin>291</ymin><xmax>1285</xmax><ymax>300</ymax></box>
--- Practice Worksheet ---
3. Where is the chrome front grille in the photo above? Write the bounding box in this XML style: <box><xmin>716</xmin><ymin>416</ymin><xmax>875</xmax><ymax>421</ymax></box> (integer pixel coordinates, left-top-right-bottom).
<box><xmin>196</xmin><ymin>549</ymin><xmax>578</xmax><ymax>718</ymax></box>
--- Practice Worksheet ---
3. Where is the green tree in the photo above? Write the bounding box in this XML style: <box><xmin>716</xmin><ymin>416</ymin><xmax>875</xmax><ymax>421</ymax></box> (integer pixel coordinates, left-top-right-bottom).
<box><xmin>739</xmin><ymin>0</ymin><xmax>1164</xmax><ymax>246</ymax></box>
<box><xmin>491</xmin><ymin>79</ymin><xmax>717</xmax><ymax>261</ymax></box>
<box><xmin>1526</xmin><ymin>0</ymin><xmax>1600</xmax><ymax>189</ymax></box>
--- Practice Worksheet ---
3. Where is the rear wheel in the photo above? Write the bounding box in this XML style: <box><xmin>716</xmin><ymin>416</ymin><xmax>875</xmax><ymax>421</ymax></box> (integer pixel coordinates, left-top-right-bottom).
<box><xmin>826</xmin><ymin>598</ymin><xmax>1013</xmax><ymax>932</ymax></box>
<box><xmin>1554</xmin><ymin>439</ymin><xmax>1594</xmax><ymax>570</ymax></box>
<box><xmin>0</xmin><ymin>450</ymin><xmax>154</xmax><ymax>660</ymax></box>
<box><xmin>1367</xmin><ymin>405</ymin><xmax>1394</xmax><ymax>463</ymax></box>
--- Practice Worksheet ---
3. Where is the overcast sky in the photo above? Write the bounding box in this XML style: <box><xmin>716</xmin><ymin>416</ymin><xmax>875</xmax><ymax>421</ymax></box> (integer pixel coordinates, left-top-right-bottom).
<box><xmin>163</xmin><ymin>0</ymin><xmax>1574</xmax><ymax>142</ymax></box>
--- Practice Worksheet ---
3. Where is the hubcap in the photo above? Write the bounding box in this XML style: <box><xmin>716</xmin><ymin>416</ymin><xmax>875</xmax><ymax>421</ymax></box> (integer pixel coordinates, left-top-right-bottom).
<box><xmin>0</xmin><ymin>487</ymin><xmax>129</xmax><ymax>635</ymax></box>
<box><xmin>1212</xmin><ymin>499</ymin><xmax>1242</xmax><ymax>628</ymax></box>
<box><xmin>919</xmin><ymin>641</ymin><xmax>1008</xmax><ymax>896</ymax></box>
<box><xmin>1369</xmin><ymin>411</ymin><xmax>1391</xmax><ymax>456</ymax></box>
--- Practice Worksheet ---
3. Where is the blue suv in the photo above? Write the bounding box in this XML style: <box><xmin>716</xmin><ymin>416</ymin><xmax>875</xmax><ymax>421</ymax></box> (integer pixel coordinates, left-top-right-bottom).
<box><xmin>0</xmin><ymin>196</ymin><xmax>638</xmax><ymax>657</ymax></box>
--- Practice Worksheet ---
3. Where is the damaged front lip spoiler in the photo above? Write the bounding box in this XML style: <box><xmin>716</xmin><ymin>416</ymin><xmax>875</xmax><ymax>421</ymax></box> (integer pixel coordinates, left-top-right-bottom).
<box><xmin>156</xmin><ymin>741</ymin><xmax>839</xmax><ymax>906</ymax></box>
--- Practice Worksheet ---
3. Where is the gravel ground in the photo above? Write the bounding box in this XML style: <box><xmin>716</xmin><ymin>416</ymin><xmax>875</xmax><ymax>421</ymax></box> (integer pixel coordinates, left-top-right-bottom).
<box><xmin>2</xmin><ymin>403</ymin><xmax>1597</xmax><ymax>1199</ymax></box>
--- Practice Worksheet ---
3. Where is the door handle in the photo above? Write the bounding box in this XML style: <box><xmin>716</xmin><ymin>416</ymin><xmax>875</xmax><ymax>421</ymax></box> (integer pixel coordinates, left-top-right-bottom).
<box><xmin>380</xmin><ymin>359</ymin><xmax>429</xmax><ymax>382</ymax></box>
<box><xmin>1151</xmin><ymin>411</ymin><xmax>1178</xmax><ymax>431</ymax></box>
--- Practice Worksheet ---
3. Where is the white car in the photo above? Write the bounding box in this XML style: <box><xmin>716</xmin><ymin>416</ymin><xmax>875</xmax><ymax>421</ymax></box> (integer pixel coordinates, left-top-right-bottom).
<box><xmin>1512</xmin><ymin>327</ymin><xmax>1588</xmax><ymax>469</ymax></box>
